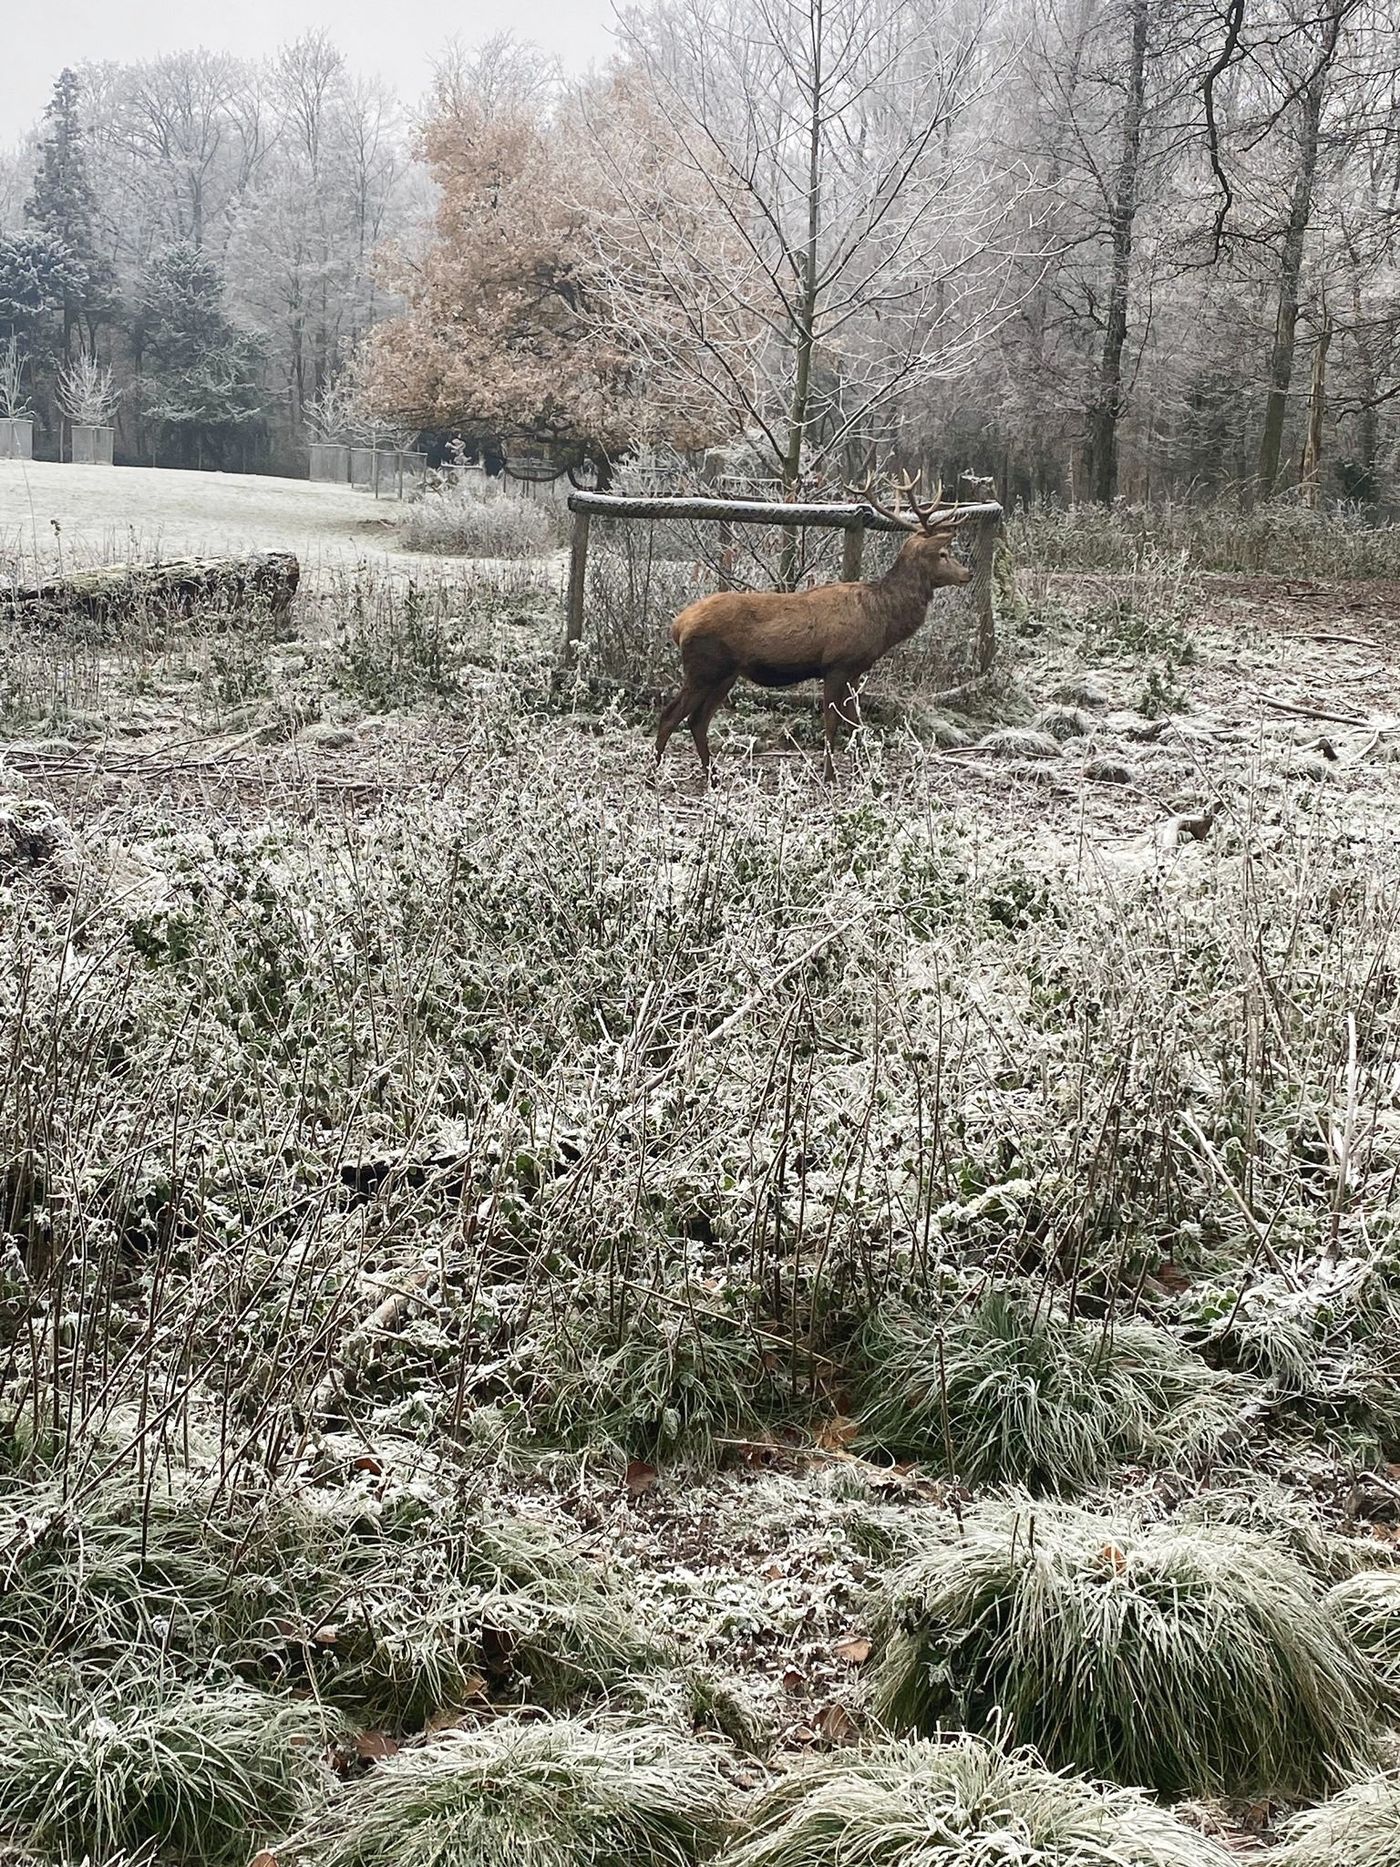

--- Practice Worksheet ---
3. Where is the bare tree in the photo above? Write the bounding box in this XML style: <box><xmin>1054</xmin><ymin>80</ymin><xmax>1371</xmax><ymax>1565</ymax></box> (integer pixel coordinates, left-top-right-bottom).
<box><xmin>57</xmin><ymin>347</ymin><xmax>122</xmax><ymax>424</ymax></box>
<box><xmin>1082</xmin><ymin>0</ymin><xmax>1149</xmax><ymax>503</ymax></box>
<box><xmin>1253</xmin><ymin>0</ymin><xmax>1362</xmax><ymax>497</ymax></box>
<box><xmin>589</xmin><ymin>0</ymin><xmax>1034</xmax><ymax>528</ymax></box>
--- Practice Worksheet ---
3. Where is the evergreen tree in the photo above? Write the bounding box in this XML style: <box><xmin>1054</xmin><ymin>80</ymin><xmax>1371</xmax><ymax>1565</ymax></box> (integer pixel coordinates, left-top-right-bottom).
<box><xmin>0</xmin><ymin>231</ymin><xmax>86</xmax><ymax>355</ymax></box>
<box><xmin>138</xmin><ymin>244</ymin><xmax>265</xmax><ymax>468</ymax></box>
<box><xmin>24</xmin><ymin>69</ymin><xmax>111</xmax><ymax>357</ymax></box>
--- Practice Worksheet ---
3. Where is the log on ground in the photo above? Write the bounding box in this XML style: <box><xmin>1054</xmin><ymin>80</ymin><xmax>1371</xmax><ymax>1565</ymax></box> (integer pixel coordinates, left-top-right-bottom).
<box><xmin>1</xmin><ymin>552</ymin><xmax>301</xmax><ymax>631</ymax></box>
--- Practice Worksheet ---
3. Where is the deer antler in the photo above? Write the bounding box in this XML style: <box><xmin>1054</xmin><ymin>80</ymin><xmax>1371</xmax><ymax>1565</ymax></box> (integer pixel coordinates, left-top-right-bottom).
<box><xmin>848</xmin><ymin>467</ymin><xmax>963</xmax><ymax>534</ymax></box>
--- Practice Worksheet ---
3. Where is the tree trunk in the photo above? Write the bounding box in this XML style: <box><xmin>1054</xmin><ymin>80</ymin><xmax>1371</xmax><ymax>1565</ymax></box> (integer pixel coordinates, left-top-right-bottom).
<box><xmin>1298</xmin><ymin>309</ymin><xmax>1331</xmax><ymax>507</ymax></box>
<box><xmin>780</xmin><ymin>0</ymin><xmax>825</xmax><ymax>588</ymax></box>
<box><xmin>1084</xmin><ymin>0</ymin><xmax>1149</xmax><ymax>506</ymax></box>
<box><xmin>1255</xmin><ymin>7</ymin><xmax>1347</xmax><ymax>499</ymax></box>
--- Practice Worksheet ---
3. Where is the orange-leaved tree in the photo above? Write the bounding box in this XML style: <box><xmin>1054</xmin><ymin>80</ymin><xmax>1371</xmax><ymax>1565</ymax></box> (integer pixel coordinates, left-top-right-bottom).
<box><xmin>359</xmin><ymin>40</ymin><xmax>718</xmax><ymax>471</ymax></box>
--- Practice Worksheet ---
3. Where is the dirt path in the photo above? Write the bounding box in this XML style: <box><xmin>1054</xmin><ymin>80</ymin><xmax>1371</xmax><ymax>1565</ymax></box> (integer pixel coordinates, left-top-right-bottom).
<box><xmin>0</xmin><ymin>457</ymin><xmax>427</xmax><ymax>575</ymax></box>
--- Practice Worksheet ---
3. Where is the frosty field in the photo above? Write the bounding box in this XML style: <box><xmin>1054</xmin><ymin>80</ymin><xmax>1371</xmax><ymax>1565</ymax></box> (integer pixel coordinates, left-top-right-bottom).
<box><xmin>5</xmin><ymin>479</ymin><xmax>1400</xmax><ymax>1865</ymax></box>
<box><xmin>0</xmin><ymin>458</ymin><xmax>454</xmax><ymax>572</ymax></box>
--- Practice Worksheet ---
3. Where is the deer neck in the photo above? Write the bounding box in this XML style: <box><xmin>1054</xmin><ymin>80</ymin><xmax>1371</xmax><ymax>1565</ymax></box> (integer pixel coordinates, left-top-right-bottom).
<box><xmin>872</xmin><ymin>543</ymin><xmax>943</xmax><ymax>651</ymax></box>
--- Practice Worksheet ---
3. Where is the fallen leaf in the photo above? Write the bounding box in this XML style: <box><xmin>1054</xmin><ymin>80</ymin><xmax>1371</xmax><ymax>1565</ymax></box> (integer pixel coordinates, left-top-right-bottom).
<box><xmin>814</xmin><ymin>1701</ymin><xmax>859</xmax><ymax>1744</ymax></box>
<box><xmin>1099</xmin><ymin>1543</ymin><xmax>1127</xmax><ymax>1576</ymax></box>
<box><xmin>312</xmin><ymin>1623</ymin><xmax>340</xmax><ymax>1646</ymax></box>
<box><xmin>251</xmin><ymin>1852</ymin><xmax>279</xmax><ymax>1867</ymax></box>
<box><xmin>761</xmin><ymin>1562</ymin><xmax>784</xmax><ymax>1581</ymax></box>
<box><xmin>271</xmin><ymin>1616</ymin><xmax>301</xmax><ymax>1640</ymax></box>
<box><xmin>625</xmin><ymin>1459</ymin><xmax>659</xmax><ymax>1498</ymax></box>
<box><xmin>352</xmin><ymin>1454</ymin><xmax>384</xmax><ymax>1476</ymax></box>
<box><xmin>833</xmin><ymin>1634</ymin><xmax>872</xmax><ymax>1665</ymax></box>
<box><xmin>814</xmin><ymin>1415</ymin><xmax>859</xmax><ymax>1451</ymax></box>
<box><xmin>781</xmin><ymin>1667</ymin><xmax>806</xmax><ymax>1694</ymax></box>
<box><xmin>355</xmin><ymin>1732</ymin><xmax>400</xmax><ymax>1762</ymax></box>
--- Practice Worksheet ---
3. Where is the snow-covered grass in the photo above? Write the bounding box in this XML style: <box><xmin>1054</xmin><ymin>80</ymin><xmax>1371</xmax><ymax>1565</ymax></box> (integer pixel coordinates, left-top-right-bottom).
<box><xmin>0</xmin><ymin>1682</ymin><xmax>332</xmax><ymax>1865</ymax></box>
<box><xmin>402</xmin><ymin>483</ymin><xmax>568</xmax><ymax>557</ymax></box>
<box><xmin>723</xmin><ymin>1735</ymin><xmax>1236</xmax><ymax>1867</ymax></box>
<box><xmin>289</xmin><ymin>1718</ymin><xmax>732</xmax><ymax>1867</ymax></box>
<box><xmin>4</xmin><ymin>510</ymin><xmax>1400</xmax><ymax>1860</ymax></box>
<box><xmin>853</xmin><ymin>1283</ymin><xmax>1238</xmax><ymax>1490</ymax></box>
<box><xmin>1277</xmin><ymin>1772</ymin><xmax>1400</xmax><ymax>1867</ymax></box>
<box><xmin>872</xmin><ymin>1498</ymin><xmax>1378</xmax><ymax>1798</ymax></box>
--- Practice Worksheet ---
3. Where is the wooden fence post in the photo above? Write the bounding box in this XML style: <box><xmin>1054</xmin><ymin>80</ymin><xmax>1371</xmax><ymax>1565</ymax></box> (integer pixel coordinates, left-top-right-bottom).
<box><xmin>840</xmin><ymin>515</ymin><xmax>865</xmax><ymax>582</ymax></box>
<box><xmin>974</xmin><ymin>511</ymin><xmax>1000</xmax><ymax>674</ymax></box>
<box><xmin>717</xmin><ymin>519</ymin><xmax>737</xmax><ymax>589</ymax></box>
<box><xmin>565</xmin><ymin>508</ymin><xmax>591</xmax><ymax>660</ymax></box>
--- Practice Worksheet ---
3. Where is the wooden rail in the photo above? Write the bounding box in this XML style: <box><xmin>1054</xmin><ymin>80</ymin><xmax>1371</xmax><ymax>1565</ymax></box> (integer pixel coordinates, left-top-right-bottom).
<box><xmin>563</xmin><ymin>491</ymin><xmax>1004</xmax><ymax>658</ymax></box>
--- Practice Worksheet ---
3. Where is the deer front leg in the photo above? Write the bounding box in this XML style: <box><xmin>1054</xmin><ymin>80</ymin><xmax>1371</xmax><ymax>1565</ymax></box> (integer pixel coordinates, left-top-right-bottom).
<box><xmin>822</xmin><ymin>671</ymin><xmax>858</xmax><ymax>782</ymax></box>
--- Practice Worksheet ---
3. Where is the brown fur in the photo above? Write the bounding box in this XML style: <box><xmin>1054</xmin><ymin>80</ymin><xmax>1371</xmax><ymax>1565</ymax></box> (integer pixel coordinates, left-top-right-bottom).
<box><xmin>656</xmin><ymin>527</ymin><xmax>972</xmax><ymax>780</ymax></box>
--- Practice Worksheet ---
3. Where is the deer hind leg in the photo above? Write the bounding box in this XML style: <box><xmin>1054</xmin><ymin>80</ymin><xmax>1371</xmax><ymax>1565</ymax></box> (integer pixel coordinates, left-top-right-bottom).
<box><xmin>690</xmin><ymin>674</ymin><xmax>738</xmax><ymax>779</ymax></box>
<box><xmin>656</xmin><ymin>683</ymin><xmax>698</xmax><ymax>763</ymax></box>
<box><xmin>822</xmin><ymin>672</ymin><xmax>859</xmax><ymax>782</ymax></box>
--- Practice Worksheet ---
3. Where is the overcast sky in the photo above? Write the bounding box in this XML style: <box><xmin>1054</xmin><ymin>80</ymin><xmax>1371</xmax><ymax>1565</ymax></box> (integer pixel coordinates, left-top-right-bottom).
<box><xmin>0</xmin><ymin>0</ymin><xmax>619</xmax><ymax>142</ymax></box>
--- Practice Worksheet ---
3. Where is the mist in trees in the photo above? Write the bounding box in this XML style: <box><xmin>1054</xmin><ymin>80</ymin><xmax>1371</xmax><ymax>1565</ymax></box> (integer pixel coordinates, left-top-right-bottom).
<box><xmin>3</xmin><ymin>1</ymin><xmax>1399</xmax><ymax>503</ymax></box>
<box><xmin>0</xmin><ymin>45</ymin><xmax>412</xmax><ymax>468</ymax></box>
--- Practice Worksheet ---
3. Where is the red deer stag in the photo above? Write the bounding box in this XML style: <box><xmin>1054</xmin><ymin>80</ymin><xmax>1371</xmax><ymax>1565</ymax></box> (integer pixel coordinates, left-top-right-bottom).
<box><xmin>655</xmin><ymin>477</ymin><xmax>971</xmax><ymax>781</ymax></box>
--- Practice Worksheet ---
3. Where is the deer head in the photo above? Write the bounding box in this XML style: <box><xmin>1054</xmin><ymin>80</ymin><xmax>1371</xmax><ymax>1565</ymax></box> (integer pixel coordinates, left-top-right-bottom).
<box><xmin>848</xmin><ymin>470</ymin><xmax>971</xmax><ymax>585</ymax></box>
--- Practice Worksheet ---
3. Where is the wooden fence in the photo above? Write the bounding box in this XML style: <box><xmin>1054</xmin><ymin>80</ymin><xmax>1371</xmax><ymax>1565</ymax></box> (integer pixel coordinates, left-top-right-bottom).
<box><xmin>563</xmin><ymin>491</ymin><xmax>1004</xmax><ymax>672</ymax></box>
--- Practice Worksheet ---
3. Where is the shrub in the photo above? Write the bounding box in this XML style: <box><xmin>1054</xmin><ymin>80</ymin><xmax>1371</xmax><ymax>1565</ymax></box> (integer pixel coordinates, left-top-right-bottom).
<box><xmin>403</xmin><ymin>485</ymin><xmax>566</xmax><ymax>558</ymax></box>
<box><xmin>292</xmin><ymin>1716</ymin><xmax>732</xmax><ymax>1867</ymax></box>
<box><xmin>854</xmin><ymin>1287</ymin><xmax>1236</xmax><ymax>1492</ymax></box>
<box><xmin>721</xmin><ymin>1734</ymin><xmax>1233</xmax><ymax>1867</ymax></box>
<box><xmin>1007</xmin><ymin>499</ymin><xmax>1400</xmax><ymax>579</ymax></box>
<box><xmin>0</xmin><ymin>1682</ymin><xmax>330</xmax><ymax>1865</ymax></box>
<box><xmin>1276</xmin><ymin>1772</ymin><xmax>1400</xmax><ymax>1867</ymax></box>
<box><xmin>1327</xmin><ymin>1571</ymin><xmax>1400</xmax><ymax>1712</ymax></box>
<box><xmin>871</xmin><ymin>1497</ymin><xmax>1376</xmax><ymax>1798</ymax></box>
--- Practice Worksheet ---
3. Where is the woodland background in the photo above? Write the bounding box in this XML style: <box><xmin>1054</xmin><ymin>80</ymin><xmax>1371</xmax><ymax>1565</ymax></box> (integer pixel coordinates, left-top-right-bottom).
<box><xmin>1</xmin><ymin>0</ymin><xmax>1397</xmax><ymax>503</ymax></box>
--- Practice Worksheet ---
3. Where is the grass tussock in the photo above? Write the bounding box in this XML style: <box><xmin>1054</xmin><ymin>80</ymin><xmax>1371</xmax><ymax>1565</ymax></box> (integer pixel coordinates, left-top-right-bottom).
<box><xmin>0</xmin><ymin>1682</ymin><xmax>330</xmax><ymax>1865</ymax></box>
<box><xmin>1326</xmin><ymin>1570</ymin><xmax>1400</xmax><ymax>1711</ymax></box>
<box><xmin>871</xmin><ymin>1498</ymin><xmax>1376</xmax><ymax>1798</ymax></box>
<box><xmin>721</xmin><ymin>1734</ymin><xmax>1233</xmax><ymax>1867</ymax></box>
<box><xmin>290</xmin><ymin>1715</ymin><xmax>732</xmax><ymax>1867</ymax></box>
<box><xmin>854</xmin><ymin>1287</ymin><xmax>1237</xmax><ymax>1491</ymax></box>
<box><xmin>1177</xmin><ymin>1485</ymin><xmax>1383</xmax><ymax>1582</ymax></box>
<box><xmin>532</xmin><ymin>1296</ymin><xmax>792</xmax><ymax>1462</ymax></box>
<box><xmin>0</xmin><ymin>1471</ymin><xmax>662</xmax><ymax>1726</ymax></box>
<box><xmin>1276</xmin><ymin>1772</ymin><xmax>1400</xmax><ymax>1867</ymax></box>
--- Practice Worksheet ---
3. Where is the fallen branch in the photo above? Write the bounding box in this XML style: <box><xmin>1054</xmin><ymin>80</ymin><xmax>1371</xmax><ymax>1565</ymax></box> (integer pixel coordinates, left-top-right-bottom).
<box><xmin>1254</xmin><ymin>691</ymin><xmax>1375</xmax><ymax>729</ymax></box>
